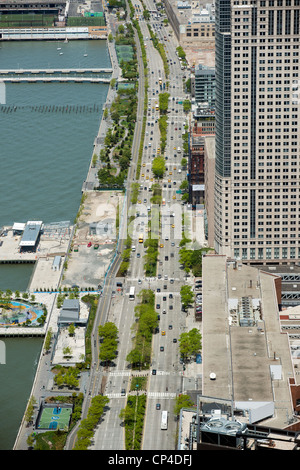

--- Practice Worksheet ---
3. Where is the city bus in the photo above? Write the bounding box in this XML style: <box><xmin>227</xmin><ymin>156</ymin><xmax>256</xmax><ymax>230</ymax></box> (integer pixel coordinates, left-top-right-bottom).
<box><xmin>139</xmin><ymin>233</ymin><xmax>144</xmax><ymax>243</ymax></box>
<box><xmin>129</xmin><ymin>286</ymin><xmax>135</xmax><ymax>301</ymax></box>
<box><xmin>161</xmin><ymin>410</ymin><xmax>168</xmax><ymax>430</ymax></box>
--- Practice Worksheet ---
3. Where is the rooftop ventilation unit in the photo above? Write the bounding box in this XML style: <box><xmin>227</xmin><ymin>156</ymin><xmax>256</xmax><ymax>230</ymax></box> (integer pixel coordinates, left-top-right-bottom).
<box><xmin>200</xmin><ymin>417</ymin><xmax>247</xmax><ymax>436</ymax></box>
<box><xmin>238</xmin><ymin>296</ymin><xmax>255</xmax><ymax>327</ymax></box>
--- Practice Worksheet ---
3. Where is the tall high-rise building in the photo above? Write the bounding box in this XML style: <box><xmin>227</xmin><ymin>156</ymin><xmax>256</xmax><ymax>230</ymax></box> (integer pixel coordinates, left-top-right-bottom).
<box><xmin>214</xmin><ymin>0</ymin><xmax>300</xmax><ymax>264</ymax></box>
<box><xmin>194</xmin><ymin>64</ymin><xmax>216</xmax><ymax>107</ymax></box>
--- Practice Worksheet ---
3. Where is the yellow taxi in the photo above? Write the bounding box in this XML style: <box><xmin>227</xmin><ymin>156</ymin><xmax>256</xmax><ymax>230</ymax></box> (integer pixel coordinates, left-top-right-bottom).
<box><xmin>172</xmin><ymin>224</ymin><xmax>175</xmax><ymax>228</ymax></box>
<box><xmin>169</xmin><ymin>172</ymin><xmax>172</xmax><ymax>175</ymax></box>
<box><xmin>160</xmin><ymin>243</ymin><xmax>164</xmax><ymax>248</ymax></box>
<box><xmin>161</xmin><ymin>331</ymin><xmax>166</xmax><ymax>336</ymax></box>
<box><xmin>142</xmin><ymin>173</ymin><xmax>144</xmax><ymax>177</ymax></box>
<box><xmin>172</xmin><ymin>195</ymin><xmax>176</xmax><ymax>200</ymax></box>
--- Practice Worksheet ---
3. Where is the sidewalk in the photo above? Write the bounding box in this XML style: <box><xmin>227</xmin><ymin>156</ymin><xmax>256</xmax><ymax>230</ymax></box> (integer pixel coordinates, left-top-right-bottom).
<box><xmin>183</xmin><ymin>307</ymin><xmax>203</xmax><ymax>382</ymax></box>
<box><xmin>83</xmin><ymin>38</ymin><xmax>122</xmax><ymax>190</ymax></box>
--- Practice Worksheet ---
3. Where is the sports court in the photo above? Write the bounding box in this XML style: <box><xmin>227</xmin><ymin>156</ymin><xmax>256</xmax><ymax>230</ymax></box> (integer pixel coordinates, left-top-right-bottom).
<box><xmin>36</xmin><ymin>404</ymin><xmax>73</xmax><ymax>431</ymax></box>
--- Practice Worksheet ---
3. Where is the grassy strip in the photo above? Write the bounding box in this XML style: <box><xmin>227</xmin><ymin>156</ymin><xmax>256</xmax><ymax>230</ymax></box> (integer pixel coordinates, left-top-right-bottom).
<box><xmin>122</xmin><ymin>394</ymin><xmax>147</xmax><ymax>450</ymax></box>
<box><xmin>126</xmin><ymin>289</ymin><xmax>158</xmax><ymax>368</ymax></box>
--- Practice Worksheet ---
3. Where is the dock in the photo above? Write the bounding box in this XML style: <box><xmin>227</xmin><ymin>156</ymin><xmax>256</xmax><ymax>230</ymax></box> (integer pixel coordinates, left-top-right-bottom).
<box><xmin>0</xmin><ymin>68</ymin><xmax>113</xmax><ymax>83</ymax></box>
<box><xmin>0</xmin><ymin>68</ymin><xmax>113</xmax><ymax>74</ymax></box>
<box><xmin>0</xmin><ymin>76</ymin><xmax>111</xmax><ymax>83</ymax></box>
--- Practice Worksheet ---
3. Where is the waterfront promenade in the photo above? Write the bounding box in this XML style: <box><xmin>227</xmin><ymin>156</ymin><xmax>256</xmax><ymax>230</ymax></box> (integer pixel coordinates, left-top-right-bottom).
<box><xmin>82</xmin><ymin>38</ymin><xmax>121</xmax><ymax>191</ymax></box>
<box><xmin>13</xmin><ymin>26</ymin><xmax>122</xmax><ymax>450</ymax></box>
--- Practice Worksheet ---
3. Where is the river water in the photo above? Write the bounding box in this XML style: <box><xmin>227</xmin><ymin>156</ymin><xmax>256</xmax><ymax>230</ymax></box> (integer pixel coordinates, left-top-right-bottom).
<box><xmin>0</xmin><ymin>39</ymin><xmax>110</xmax><ymax>449</ymax></box>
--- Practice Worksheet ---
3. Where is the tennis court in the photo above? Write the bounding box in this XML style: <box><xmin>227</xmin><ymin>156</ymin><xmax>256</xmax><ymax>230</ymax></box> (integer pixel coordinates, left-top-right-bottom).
<box><xmin>36</xmin><ymin>404</ymin><xmax>72</xmax><ymax>431</ymax></box>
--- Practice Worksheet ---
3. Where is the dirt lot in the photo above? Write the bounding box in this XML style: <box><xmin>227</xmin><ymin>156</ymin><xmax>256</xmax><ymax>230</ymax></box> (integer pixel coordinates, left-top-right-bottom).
<box><xmin>185</xmin><ymin>47</ymin><xmax>215</xmax><ymax>68</ymax></box>
<box><xmin>62</xmin><ymin>190</ymin><xmax>124</xmax><ymax>289</ymax></box>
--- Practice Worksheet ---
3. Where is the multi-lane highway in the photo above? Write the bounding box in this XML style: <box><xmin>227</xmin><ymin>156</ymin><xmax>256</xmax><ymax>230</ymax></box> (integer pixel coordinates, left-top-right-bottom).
<box><xmin>81</xmin><ymin>2</ymin><xmax>194</xmax><ymax>450</ymax></box>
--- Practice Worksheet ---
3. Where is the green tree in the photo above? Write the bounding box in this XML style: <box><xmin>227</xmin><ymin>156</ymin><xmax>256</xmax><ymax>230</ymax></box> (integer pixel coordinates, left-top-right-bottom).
<box><xmin>183</xmin><ymin>100</ymin><xmax>191</xmax><ymax>113</ymax></box>
<box><xmin>179</xmin><ymin>328</ymin><xmax>202</xmax><ymax>360</ymax></box>
<box><xmin>180</xmin><ymin>285</ymin><xmax>194</xmax><ymax>310</ymax></box>
<box><xmin>68</xmin><ymin>323</ymin><xmax>75</xmax><ymax>337</ymax></box>
<box><xmin>5</xmin><ymin>289</ymin><xmax>12</xmax><ymax>298</ymax></box>
<box><xmin>185</xmin><ymin>78</ymin><xmax>191</xmax><ymax>93</ymax></box>
<box><xmin>180</xmin><ymin>180</ymin><xmax>189</xmax><ymax>191</ymax></box>
<box><xmin>44</xmin><ymin>328</ymin><xmax>52</xmax><ymax>353</ymax></box>
<box><xmin>176</xmin><ymin>46</ymin><xmax>186</xmax><ymax>60</ymax></box>
<box><xmin>159</xmin><ymin>92</ymin><xmax>170</xmax><ymax>114</ymax></box>
<box><xmin>99</xmin><ymin>339</ymin><xmax>118</xmax><ymax>364</ymax></box>
<box><xmin>63</xmin><ymin>346</ymin><xmax>72</xmax><ymax>357</ymax></box>
<box><xmin>181</xmin><ymin>192</ymin><xmax>189</xmax><ymax>203</ymax></box>
<box><xmin>24</xmin><ymin>396</ymin><xmax>37</xmax><ymax>425</ymax></box>
<box><xmin>152</xmin><ymin>156</ymin><xmax>166</xmax><ymax>178</ymax></box>
<box><xmin>188</xmin><ymin>328</ymin><xmax>202</xmax><ymax>356</ymax></box>
<box><xmin>98</xmin><ymin>321</ymin><xmax>118</xmax><ymax>340</ymax></box>
<box><xmin>174</xmin><ymin>394</ymin><xmax>194</xmax><ymax>415</ymax></box>
<box><xmin>103</xmin><ymin>107</ymin><xmax>109</xmax><ymax>120</ymax></box>
<box><xmin>181</xmin><ymin>158</ymin><xmax>187</xmax><ymax>168</ymax></box>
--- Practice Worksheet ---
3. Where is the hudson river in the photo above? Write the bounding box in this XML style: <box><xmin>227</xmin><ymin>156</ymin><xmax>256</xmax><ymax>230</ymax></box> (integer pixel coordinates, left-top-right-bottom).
<box><xmin>0</xmin><ymin>39</ymin><xmax>110</xmax><ymax>449</ymax></box>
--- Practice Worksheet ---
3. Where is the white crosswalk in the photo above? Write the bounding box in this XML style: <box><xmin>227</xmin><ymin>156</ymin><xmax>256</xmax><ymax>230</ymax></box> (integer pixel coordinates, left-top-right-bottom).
<box><xmin>106</xmin><ymin>392</ymin><xmax>177</xmax><ymax>399</ymax></box>
<box><xmin>146</xmin><ymin>392</ymin><xmax>177</xmax><ymax>398</ymax></box>
<box><xmin>104</xmin><ymin>370</ymin><xmax>171</xmax><ymax>376</ymax></box>
<box><xmin>106</xmin><ymin>393</ymin><xmax>126</xmax><ymax>398</ymax></box>
<box><xmin>108</xmin><ymin>371</ymin><xmax>131</xmax><ymax>376</ymax></box>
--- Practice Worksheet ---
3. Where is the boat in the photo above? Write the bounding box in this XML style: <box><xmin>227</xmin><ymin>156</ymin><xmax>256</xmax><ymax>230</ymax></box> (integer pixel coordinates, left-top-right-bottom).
<box><xmin>57</xmin><ymin>47</ymin><xmax>61</xmax><ymax>50</ymax></box>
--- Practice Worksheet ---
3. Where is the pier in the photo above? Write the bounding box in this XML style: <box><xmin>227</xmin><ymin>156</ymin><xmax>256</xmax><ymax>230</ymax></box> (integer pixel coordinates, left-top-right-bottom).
<box><xmin>0</xmin><ymin>68</ymin><xmax>113</xmax><ymax>83</ymax></box>
<box><xmin>0</xmin><ymin>68</ymin><xmax>113</xmax><ymax>74</ymax></box>
<box><xmin>0</xmin><ymin>67</ymin><xmax>113</xmax><ymax>82</ymax></box>
<box><xmin>0</xmin><ymin>76</ymin><xmax>111</xmax><ymax>83</ymax></box>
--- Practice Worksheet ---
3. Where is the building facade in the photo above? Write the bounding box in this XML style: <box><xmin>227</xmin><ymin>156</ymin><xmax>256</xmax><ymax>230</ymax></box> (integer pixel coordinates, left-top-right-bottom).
<box><xmin>214</xmin><ymin>0</ymin><xmax>300</xmax><ymax>264</ymax></box>
<box><xmin>194</xmin><ymin>64</ymin><xmax>216</xmax><ymax>107</ymax></box>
